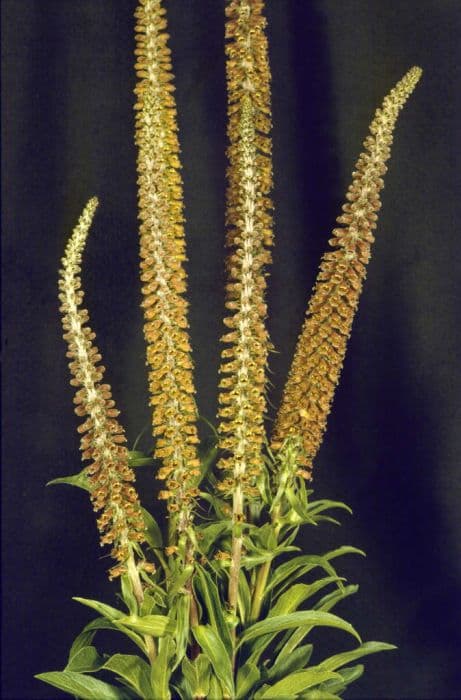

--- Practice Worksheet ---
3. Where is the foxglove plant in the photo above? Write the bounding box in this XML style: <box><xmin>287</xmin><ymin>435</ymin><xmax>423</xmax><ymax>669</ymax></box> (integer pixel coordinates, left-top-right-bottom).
<box><xmin>37</xmin><ymin>1</ymin><xmax>421</xmax><ymax>698</ymax></box>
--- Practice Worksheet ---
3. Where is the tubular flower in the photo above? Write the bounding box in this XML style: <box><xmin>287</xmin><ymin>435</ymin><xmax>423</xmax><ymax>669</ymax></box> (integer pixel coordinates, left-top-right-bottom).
<box><xmin>271</xmin><ymin>66</ymin><xmax>422</xmax><ymax>475</ymax></box>
<box><xmin>58</xmin><ymin>198</ymin><xmax>146</xmax><ymax>578</ymax></box>
<box><xmin>134</xmin><ymin>0</ymin><xmax>200</xmax><ymax>535</ymax></box>
<box><xmin>217</xmin><ymin>0</ymin><xmax>273</xmax><ymax>496</ymax></box>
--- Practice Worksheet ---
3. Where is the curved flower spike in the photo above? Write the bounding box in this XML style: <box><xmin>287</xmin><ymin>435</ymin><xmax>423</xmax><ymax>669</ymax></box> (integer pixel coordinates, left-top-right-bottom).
<box><xmin>271</xmin><ymin>66</ymin><xmax>423</xmax><ymax>476</ymax></box>
<box><xmin>58</xmin><ymin>198</ymin><xmax>146</xmax><ymax>578</ymax></box>
<box><xmin>134</xmin><ymin>0</ymin><xmax>200</xmax><ymax>545</ymax></box>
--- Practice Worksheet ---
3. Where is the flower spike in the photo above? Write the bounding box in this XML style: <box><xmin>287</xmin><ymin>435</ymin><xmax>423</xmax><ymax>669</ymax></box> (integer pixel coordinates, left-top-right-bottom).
<box><xmin>134</xmin><ymin>0</ymin><xmax>200</xmax><ymax>544</ymax></box>
<box><xmin>58</xmin><ymin>198</ymin><xmax>146</xmax><ymax>579</ymax></box>
<box><xmin>217</xmin><ymin>0</ymin><xmax>274</xmax><ymax>498</ymax></box>
<box><xmin>271</xmin><ymin>66</ymin><xmax>423</xmax><ymax>476</ymax></box>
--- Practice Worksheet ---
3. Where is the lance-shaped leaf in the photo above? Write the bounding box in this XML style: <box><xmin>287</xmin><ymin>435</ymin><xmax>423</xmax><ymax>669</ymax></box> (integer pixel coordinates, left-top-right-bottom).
<box><xmin>272</xmin><ymin>66</ymin><xmax>423</xmax><ymax>475</ymax></box>
<box><xmin>134</xmin><ymin>0</ymin><xmax>200</xmax><ymax>536</ymax></box>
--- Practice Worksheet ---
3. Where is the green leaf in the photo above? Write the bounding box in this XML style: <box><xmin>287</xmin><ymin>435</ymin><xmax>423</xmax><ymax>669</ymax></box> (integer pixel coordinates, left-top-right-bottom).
<box><xmin>193</xmin><ymin>565</ymin><xmax>233</xmax><ymax>655</ymax></box>
<box><xmin>237</xmin><ymin>570</ymin><xmax>252</xmax><ymax>625</ymax></box>
<box><xmin>79</xmin><ymin>616</ymin><xmax>146</xmax><ymax>655</ymax></box>
<box><xmin>239</xmin><ymin>610</ymin><xmax>361</xmax><ymax>648</ymax></box>
<box><xmin>121</xmin><ymin>574</ymin><xmax>138</xmax><ymax>616</ymax></box>
<box><xmin>209</xmin><ymin>674</ymin><xmax>224</xmax><ymax>700</ymax></box>
<box><xmin>117</xmin><ymin>614</ymin><xmax>172</xmax><ymax>637</ymax></box>
<box><xmin>150</xmin><ymin>636</ymin><xmax>175</xmax><ymax>700</ymax></box>
<box><xmin>275</xmin><ymin>626</ymin><xmax>312</xmax><ymax>659</ymax></box>
<box><xmin>267</xmin><ymin>644</ymin><xmax>314</xmax><ymax>684</ymax></box>
<box><xmin>320</xmin><ymin>663</ymin><xmax>364</xmax><ymax>693</ymax></box>
<box><xmin>73</xmin><ymin>596</ymin><xmax>124</xmax><ymax>621</ymax></box>
<box><xmin>317</xmin><ymin>641</ymin><xmax>396</xmax><ymax>672</ymax></box>
<box><xmin>47</xmin><ymin>468</ymin><xmax>91</xmax><ymax>492</ymax></box>
<box><xmin>141</xmin><ymin>508</ymin><xmax>163</xmax><ymax>549</ymax></box>
<box><xmin>306</xmin><ymin>499</ymin><xmax>352</xmax><ymax>517</ymax></box>
<box><xmin>314</xmin><ymin>584</ymin><xmax>359</xmax><ymax>613</ymax></box>
<box><xmin>265</xmin><ymin>547</ymin><xmax>364</xmax><ymax>600</ymax></box>
<box><xmin>269</xmin><ymin>578</ymin><xmax>342</xmax><ymax>618</ymax></box>
<box><xmin>167</xmin><ymin>564</ymin><xmax>194</xmax><ymax>600</ymax></box>
<box><xmin>65</xmin><ymin>646</ymin><xmax>105</xmax><ymax>673</ymax></box>
<box><xmin>68</xmin><ymin>628</ymin><xmax>97</xmax><ymax>662</ymax></box>
<box><xmin>128</xmin><ymin>451</ymin><xmax>155</xmax><ymax>468</ymax></box>
<box><xmin>171</xmin><ymin>594</ymin><xmax>190</xmax><ymax>670</ymax></box>
<box><xmin>236</xmin><ymin>660</ymin><xmax>260</xmax><ymax>699</ymax></box>
<box><xmin>301</xmin><ymin>691</ymin><xmax>341</xmax><ymax>700</ymax></box>
<box><xmin>196</xmin><ymin>521</ymin><xmax>232</xmax><ymax>555</ymax></box>
<box><xmin>181</xmin><ymin>654</ymin><xmax>211</xmax><ymax>698</ymax></box>
<box><xmin>35</xmin><ymin>671</ymin><xmax>132</xmax><ymax>699</ymax></box>
<box><xmin>103</xmin><ymin>654</ymin><xmax>152</xmax><ymax>699</ymax></box>
<box><xmin>256</xmin><ymin>669</ymin><xmax>340</xmax><ymax>698</ymax></box>
<box><xmin>192</xmin><ymin>625</ymin><xmax>234</xmax><ymax>697</ymax></box>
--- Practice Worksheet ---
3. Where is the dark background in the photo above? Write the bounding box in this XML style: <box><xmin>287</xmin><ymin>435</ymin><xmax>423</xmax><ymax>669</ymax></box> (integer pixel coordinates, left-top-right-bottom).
<box><xmin>2</xmin><ymin>1</ymin><xmax>460</xmax><ymax>698</ymax></box>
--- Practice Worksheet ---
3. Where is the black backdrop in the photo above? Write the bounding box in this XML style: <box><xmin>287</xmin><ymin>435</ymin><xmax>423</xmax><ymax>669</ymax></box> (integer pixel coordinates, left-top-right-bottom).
<box><xmin>2</xmin><ymin>1</ymin><xmax>461</xmax><ymax>698</ymax></box>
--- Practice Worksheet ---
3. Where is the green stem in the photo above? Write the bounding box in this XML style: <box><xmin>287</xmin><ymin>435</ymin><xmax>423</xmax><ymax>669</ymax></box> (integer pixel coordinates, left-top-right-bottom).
<box><xmin>249</xmin><ymin>507</ymin><xmax>282</xmax><ymax>623</ymax></box>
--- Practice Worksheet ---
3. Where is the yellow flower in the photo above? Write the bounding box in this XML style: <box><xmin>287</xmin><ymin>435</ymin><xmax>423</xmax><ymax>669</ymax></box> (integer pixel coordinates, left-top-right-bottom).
<box><xmin>134</xmin><ymin>0</ymin><xmax>199</xmax><ymax>537</ymax></box>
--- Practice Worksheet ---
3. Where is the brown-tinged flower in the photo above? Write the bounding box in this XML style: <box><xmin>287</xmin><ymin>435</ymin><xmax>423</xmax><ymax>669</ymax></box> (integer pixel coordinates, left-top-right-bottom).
<box><xmin>217</xmin><ymin>0</ymin><xmax>273</xmax><ymax>497</ymax></box>
<box><xmin>58</xmin><ymin>198</ymin><xmax>146</xmax><ymax>576</ymax></box>
<box><xmin>271</xmin><ymin>67</ymin><xmax>423</xmax><ymax>475</ymax></box>
<box><xmin>134</xmin><ymin>0</ymin><xmax>200</xmax><ymax>535</ymax></box>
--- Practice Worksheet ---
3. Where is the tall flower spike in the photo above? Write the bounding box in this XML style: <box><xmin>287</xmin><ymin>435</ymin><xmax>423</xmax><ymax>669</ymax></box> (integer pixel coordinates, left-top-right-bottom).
<box><xmin>134</xmin><ymin>0</ymin><xmax>200</xmax><ymax>543</ymax></box>
<box><xmin>217</xmin><ymin>0</ymin><xmax>273</xmax><ymax>498</ymax></box>
<box><xmin>272</xmin><ymin>67</ymin><xmax>422</xmax><ymax>476</ymax></box>
<box><xmin>58</xmin><ymin>199</ymin><xmax>146</xmax><ymax>579</ymax></box>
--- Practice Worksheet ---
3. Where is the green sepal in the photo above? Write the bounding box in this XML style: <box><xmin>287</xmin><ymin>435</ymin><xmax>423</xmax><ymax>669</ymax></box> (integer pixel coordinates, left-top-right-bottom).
<box><xmin>35</xmin><ymin>671</ymin><xmax>134</xmax><ymax>700</ymax></box>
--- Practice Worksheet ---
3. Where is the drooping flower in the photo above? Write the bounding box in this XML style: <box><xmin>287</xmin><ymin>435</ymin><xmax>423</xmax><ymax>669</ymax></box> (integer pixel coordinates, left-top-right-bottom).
<box><xmin>271</xmin><ymin>67</ymin><xmax>423</xmax><ymax>476</ymax></box>
<box><xmin>58</xmin><ymin>198</ymin><xmax>145</xmax><ymax>578</ymax></box>
<box><xmin>134</xmin><ymin>0</ymin><xmax>200</xmax><ymax>540</ymax></box>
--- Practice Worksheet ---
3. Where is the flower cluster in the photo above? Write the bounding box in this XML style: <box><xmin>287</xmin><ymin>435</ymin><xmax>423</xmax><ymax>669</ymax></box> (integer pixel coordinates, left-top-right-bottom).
<box><xmin>271</xmin><ymin>66</ymin><xmax>423</xmax><ymax>475</ymax></box>
<box><xmin>217</xmin><ymin>0</ymin><xmax>273</xmax><ymax>498</ymax></box>
<box><xmin>58</xmin><ymin>198</ymin><xmax>145</xmax><ymax>578</ymax></box>
<box><xmin>134</xmin><ymin>0</ymin><xmax>200</xmax><ymax>534</ymax></box>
